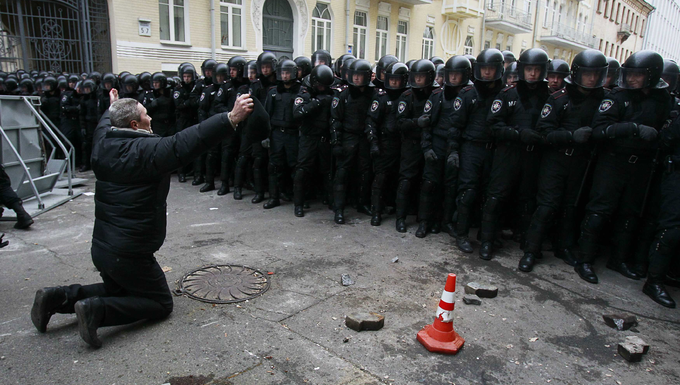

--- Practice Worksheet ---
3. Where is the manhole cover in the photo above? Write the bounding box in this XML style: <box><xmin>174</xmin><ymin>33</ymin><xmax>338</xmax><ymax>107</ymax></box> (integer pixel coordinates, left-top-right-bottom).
<box><xmin>175</xmin><ymin>264</ymin><xmax>270</xmax><ymax>304</ymax></box>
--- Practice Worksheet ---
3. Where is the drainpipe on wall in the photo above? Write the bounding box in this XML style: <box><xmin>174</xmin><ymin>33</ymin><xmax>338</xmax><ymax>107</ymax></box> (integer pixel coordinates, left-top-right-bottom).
<box><xmin>532</xmin><ymin>0</ymin><xmax>539</xmax><ymax>49</ymax></box>
<box><xmin>211</xmin><ymin>0</ymin><xmax>216</xmax><ymax>60</ymax></box>
<box><xmin>346</xmin><ymin>0</ymin><xmax>350</xmax><ymax>55</ymax></box>
<box><xmin>480</xmin><ymin>0</ymin><xmax>487</xmax><ymax>53</ymax></box>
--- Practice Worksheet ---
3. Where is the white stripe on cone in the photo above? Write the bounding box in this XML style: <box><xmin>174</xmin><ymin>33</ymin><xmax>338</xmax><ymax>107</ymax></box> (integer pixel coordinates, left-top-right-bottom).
<box><xmin>436</xmin><ymin>307</ymin><xmax>454</xmax><ymax>322</ymax></box>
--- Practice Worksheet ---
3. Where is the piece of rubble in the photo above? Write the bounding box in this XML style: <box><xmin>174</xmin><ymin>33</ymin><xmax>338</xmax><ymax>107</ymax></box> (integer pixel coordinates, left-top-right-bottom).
<box><xmin>625</xmin><ymin>336</ymin><xmax>649</xmax><ymax>354</ymax></box>
<box><xmin>462</xmin><ymin>295</ymin><xmax>482</xmax><ymax>305</ymax></box>
<box><xmin>345</xmin><ymin>312</ymin><xmax>384</xmax><ymax>331</ymax></box>
<box><xmin>618</xmin><ymin>342</ymin><xmax>645</xmax><ymax>362</ymax></box>
<box><xmin>603</xmin><ymin>314</ymin><xmax>637</xmax><ymax>331</ymax></box>
<box><xmin>391</xmin><ymin>257</ymin><xmax>399</xmax><ymax>263</ymax></box>
<box><xmin>464</xmin><ymin>282</ymin><xmax>498</xmax><ymax>298</ymax></box>
<box><xmin>341</xmin><ymin>274</ymin><xmax>354</xmax><ymax>286</ymax></box>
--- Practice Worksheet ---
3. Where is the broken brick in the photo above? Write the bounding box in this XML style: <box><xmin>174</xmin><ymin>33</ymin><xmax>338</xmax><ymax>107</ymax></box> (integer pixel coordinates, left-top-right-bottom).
<box><xmin>618</xmin><ymin>342</ymin><xmax>644</xmax><ymax>362</ymax></box>
<box><xmin>603</xmin><ymin>314</ymin><xmax>637</xmax><ymax>331</ymax></box>
<box><xmin>345</xmin><ymin>312</ymin><xmax>384</xmax><ymax>332</ymax></box>
<box><xmin>464</xmin><ymin>282</ymin><xmax>498</xmax><ymax>298</ymax></box>
<box><xmin>462</xmin><ymin>295</ymin><xmax>482</xmax><ymax>305</ymax></box>
<box><xmin>625</xmin><ymin>336</ymin><xmax>650</xmax><ymax>354</ymax></box>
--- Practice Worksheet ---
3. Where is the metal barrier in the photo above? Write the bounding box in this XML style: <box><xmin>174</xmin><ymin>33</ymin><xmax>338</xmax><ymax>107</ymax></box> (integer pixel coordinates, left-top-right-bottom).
<box><xmin>0</xmin><ymin>95</ymin><xmax>76</xmax><ymax>210</ymax></box>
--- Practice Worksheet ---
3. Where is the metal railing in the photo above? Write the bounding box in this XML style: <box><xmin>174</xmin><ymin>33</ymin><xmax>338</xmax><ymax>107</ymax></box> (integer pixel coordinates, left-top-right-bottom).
<box><xmin>542</xmin><ymin>22</ymin><xmax>598</xmax><ymax>48</ymax></box>
<box><xmin>485</xmin><ymin>3</ymin><xmax>533</xmax><ymax>30</ymax></box>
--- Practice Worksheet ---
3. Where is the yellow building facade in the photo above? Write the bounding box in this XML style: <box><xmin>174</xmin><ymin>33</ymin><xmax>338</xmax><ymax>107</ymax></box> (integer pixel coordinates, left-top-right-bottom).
<box><xmin>107</xmin><ymin>0</ymin><xmax>652</xmax><ymax>74</ymax></box>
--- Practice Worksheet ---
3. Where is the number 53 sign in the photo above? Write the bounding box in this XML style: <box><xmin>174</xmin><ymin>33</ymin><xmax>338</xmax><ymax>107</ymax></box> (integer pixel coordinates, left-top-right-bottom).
<box><xmin>138</xmin><ymin>19</ymin><xmax>151</xmax><ymax>37</ymax></box>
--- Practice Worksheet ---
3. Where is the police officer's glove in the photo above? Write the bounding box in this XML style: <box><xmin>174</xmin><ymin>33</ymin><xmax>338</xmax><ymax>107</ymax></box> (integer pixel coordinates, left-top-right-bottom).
<box><xmin>417</xmin><ymin>114</ymin><xmax>431</xmax><ymax>128</ymax></box>
<box><xmin>332</xmin><ymin>145</ymin><xmax>344</xmax><ymax>158</ymax></box>
<box><xmin>497</xmin><ymin>128</ymin><xmax>519</xmax><ymax>142</ymax></box>
<box><xmin>261</xmin><ymin>138</ymin><xmax>271</xmax><ymax>148</ymax></box>
<box><xmin>638</xmin><ymin>124</ymin><xmax>658</xmax><ymax>141</ymax></box>
<box><xmin>519</xmin><ymin>129</ymin><xmax>543</xmax><ymax>144</ymax></box>
<box><xmin>370</xmin><ymin>142</ymin><xmax>380</xmax><ymax>158</ymax></box>
<box><xmin>307</xmin><ymin>98</ymin><xmax>321</xmax><ymax>111</ymax></box>
<box><xmin>572</xmin><ymin>126</ymin><xmax>593</xmax><ymax>143</ymax></box>
<box><xmin>447</xmin><ymin>151</ymin><xmax>460</xmax><ymax>168</ymax></box>
<box><xmin>423</xmin><ymin>149</ymin><xmax>438</xmax><ymax>162</ymax></box>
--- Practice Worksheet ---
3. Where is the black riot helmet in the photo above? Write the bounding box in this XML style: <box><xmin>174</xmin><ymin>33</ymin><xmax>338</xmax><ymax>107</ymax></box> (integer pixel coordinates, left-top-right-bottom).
<box><xmin>257</xmin><ymin>52</ymin><xmax>278</xmax><ymax>77</ymax></box>
<box><xmin>4</xmin><ymin>77</ymin><xmax>17</xmax><ymax>92</ymax></box>
<box><xmin>228</xmin><ymin>56</ymin><xmax>247</xmax><ymax>81</ymax></box>
<box><xmin>294</xmin><ymin>56</ymin><xmax>313</xmax><ymax>79</ymax></box>
<box><xmin>311</xmin><ymin>49</ymin><xmax>332</xmax><ymax>67</ymax></box>
<box><xmin>201</xmin><ymin>59</ymin><xmax>218</xmax><ymax>77</ymax></box>
<box><xmin>383</xmin><ymin>62</ymin><xmax>408</xmax><ymax>90</ymax></box>
<box><xmin>179</xmin><ymin>64</ymin><xmax>197</xmax><ymax>85</ymax></box>
<box><xmin>81</xmin><ymin>79</ymin><xmax>96</xmax><ymax>94</ymax></box>
<box><xmin>435</xmin><ymin>64</ymin><xmax>445</xmax><ymax>86</ymax></box>
<box><xmin>19</xmin><ymin>78</ymin><xmax>34</xmax><ymax>94</ymax></box>
<box><xmin>376</xmin><ymin>55</ymin><xmax>398</xmax><ymax>82</ymax></box>
<box><xmin>178</xmin><ymin>62</ymin><xmax>191</xmax><ymax>74</ymax></box>
<box><xmin>152</xmin><ymin>72</ymin><xmax>168</xmax><ymax>89</ymax></box>
<box><xmin>43</xmin><ymin>76</ymin><xmax>57</xmax><ymax>92</ymax></box>
<box><xmin>517</xmin><ymin>48</ymin><xmax>549</xmax><ymax>83</ymax></box>
<box><xmin>618</xmin><ymin>50</ymin><xmax>666</xmax><ymax>90</ymax></box>
<box><xmin>102</xmin><ymin>72</ymin><xmax>118</xmax><ymax>90</ymax></box>
<box><xmin>89</xmin><ymin>71</ymin><xmax>102</xmax><ymax>85</ymax></box>
<box><xmin>606</xmin><ymin>57</ymin><xmax>621</xmax><ymax>88</ymax></box>
<box><xmin>118</xmin><ymin>71</ymin><xmax>131</xmax><ymax>83</ymax></box>
<box><xmin>444</xmin><ymin>55</ymin><xmax>472</xmax><ymax>87</ymax></box>
<box><xmin>57</xmin><ymin>77</ymin><xmax>68</xmax><ymax>91</ymax></box>
<box><xmin>465</xmin><ymin>54</ymin><xmax>477</xmax><ymax>70</ymax></box>
<box><xmin>122</xmin><ymin>74</ymin><xmax>139</xmax><ymax>93</ymax></box>
<box><xmin>570</xmin><ymin>49</ymin><xmax>608</xmax><ymax>89</ymax></box>
<box><xmin>409</xmin><ymin>59</ymin><xmax>436</xmax><ymax>89</ymax></box>
<box><xmin>405</xmin><ymin>59</ymin><xmax>417</xmax><ymax>70</ymax></box>
<box><xmin>276</xmin><ymin>59</ymin><xmax>298</xmax><ymax>82</ymax></box>
<box><xmin>213</xmin><ymin>63</ymin><xmax>229</xmax><ymax>84</ymax></box>
<box><xmin>548</xmin><ymin>59</ymin><xmax>570</xmax><ymax>76</ymax></box>
<box><xmin>474</xmin><ymin>48</ymin><xmax>504</xmax><ymax>82</ymax></box>
<box><xmin>502</xmin><ymin>50</ymin><xmax>516</xmax><ymax>65</ymax></box>
<box><xmin>502</xmin><ymin>62</ymin><xmax>519</xmax><ymax>86</ymax></box>
<box><xmin>138</xmin><ymin>72</ymin><xmax>152</xmax><ymax>90</ymax></box>
<box><xmin>309</xmin><ymin>64</ymin><xmax>335</xmax><ymax>92</ymax></box>
<box><xmin>333</xmin><ymin>54</ymin><xmax>355</xmax><ymax>78</ymax></box>
<box><xmin>341</xmin><ymin>57</ymin><xmax>356</xmax><ymax>83</ymax></box>
<box><xmin>661</xmin><ymin>59</ymin><xmax>680</xmax><ymax>93</ymax></box>
<box><xmin>245</xmin><ymin>60</ymin><xmax>258</xmax><ymax>81</ymax></box>
<box><xmin>430</xmin><ymin>56</ymin><xmax>445</xmax><ymax>66</ymax></box>
<box><xmin>167</xmin><ymin>77</ymin><xmax>177</xmax><ymax>89</ymax></box>
<box><xmin>347</xmin><ymin>59</ymin><xmax>372</xmax><ymax>87</ymax></box>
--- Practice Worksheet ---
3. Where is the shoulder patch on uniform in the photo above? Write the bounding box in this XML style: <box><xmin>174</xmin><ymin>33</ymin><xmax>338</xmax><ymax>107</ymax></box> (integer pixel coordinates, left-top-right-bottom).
<box><xmin>295</xmin><ymin>97</ymin><xmax>304</xmax><ymax>106</ymax></box>
<box><xmin>332</xmin><ymin>97</ymin><xmax>339</xmax><ymax>108</ymax></box>
<box><xmin>501</xmin><ymin>85</ymin><xmax>515</xmax><ymax>92</ymax></box>
<box><xmin>454</xmin><ymin>97</ymin><xmax>463</xmax><ymax>110</ymax></box>
<box><xmin>61</xmin><ymin>95</ymin><xmax>68</xmax><ymax>102</ymax></box>
<box><xmin>377</xmin><ymin>88</ymin><xmax>386</xmax><ymax>96</ymax></box>
<box><xmin>462</xmin><ymin>85</ymin><xmax>474</xmax><ymax>92</ymax></box>
<box><xmin>491</xmin><ymin>99</ymin><xmax>503</xmax><ymax>114</ymax></box>
<box><xmin>599</xmin><ymin>99</ymin><xmax>614</xmax><ymax>113</ymax></box>
<box><xmin>370</xmin><ymin>100</ymin><xmax>379</xmax><ymax>112</ymax></box>
<box><xmin>217</xmin><ymin>88</ymin><xmax>223</xmax><ymax>97</ymax></box>
<box><xmin>173</xmin><ymin>91</ymin><xmax>180</xmax><ymax>99</ymax></box>
<box><xmin>398</xmin><ymin>100</ymin><xmax>407</xmax><ymax>113</ymax></box>
<box><xmin>424</xmin><ymin>100</ymin><xmax>433</xmax><ymax>113</ymax></box>
<box><xmin>540</xmin><ymin>103</ymin><xmax>552</xmax><ymax>118</ymax></box>
<box><xmin>200</xmin><ymin>93</ymin><xmax>206</xmax><ymax>102</ymax></box>
<box><xmin>402</xmin><ymin>89</ymin><xmax>413</xmax><ymax>96</ymax></box>
<box><xmin>552</xmin><ymin>89</ymin><xmax>567</xmax><ymax>99</ymax></box>
<box><xmin>432</xmin><ymin>88</ymin><xmax>443</xmax><ymax>94</ymax></box>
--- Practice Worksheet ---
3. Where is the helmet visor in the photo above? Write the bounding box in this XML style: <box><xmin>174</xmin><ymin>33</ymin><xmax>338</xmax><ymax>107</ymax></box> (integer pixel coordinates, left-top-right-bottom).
<box><xmin>474</xmin><ymin>63</ymin><xmax>503</xmax><ymax>81</ymax></box>
<box><xmin>445</xmin><ymin>69</ymin><xmax>469</xmax><ymax>87</ymax></box>
<box><xmin>618</xmin><ymin>67</ymin><xmax>651</xmax><ymax>89</ymax></box>
<box><xmin>348</xmin><ymin>69</ymin><xmax>371</xmax><ymax>87</ymax></box>
<box><xmin>383</xmin><ymin>73</ymin><xmax>407</xmax><ymax>90</ymax></box>
<box><xmin>409</xmin><ymin>71</ymin><xmax>434</xmax><ymax>88</ymax></box>
<box><xmin>518</xmin><ymin>63</ymin><xmax>548</xmax><ymax>83</ymax></box>
<box><xmin>276</xmin><ymin>67</ymin><xmax>297</xmax><ymax>82</ymax></box>
<box><xmin>573</xmin><ymin>66</ymin><xmax>608</xmax><ymax>89</ymax></box>
<box><xmin>662</xmin><ymin>73</ymin><xmax>679</xmax><ymax>92</ymax></box>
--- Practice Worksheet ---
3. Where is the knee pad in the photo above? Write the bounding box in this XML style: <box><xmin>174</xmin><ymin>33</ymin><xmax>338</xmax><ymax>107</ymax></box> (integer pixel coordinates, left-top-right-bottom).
<box><xmin>421</xmin><ymin>180</ymin><xmax>436</xmax><ymax>194</ymax></box>
<box><xmin>252</xmin><ymin>157</ymin><xmax>264</xmax><ymax>169</ymax></box>
<box><xmin>654</xmin><ymin>227</ymin><xmax>680</xmax><ymax>255</ymax></box>
<box><xmin>581</xmin><ymin>213</ymin><xmax>605</xmax><ymax>234</ymax></box>
<box><xmin>268</xmin><ymin>163</ymin><xmax>278</xmax><ymax>174</ymax></box>
<box><xmin>534</xmin><ymin>206</ymin><xmax>555</xmax><ymax>224</ymax></box>
<box><xmin>457</xmin><ymin>189</ymin><xmax>477</xmax><ymax>207</ymax></box>
<box><xmin>294</xmin><ymin>169</ymin><xmax>305</xmax><ymax>184</ymax></box>
<box><xmin>372</xmin><ymin>173</ymin><xmax>386</xmax><ymax>189</ymax></box>
<box><xmin>616</xmin><ymin>216</ymin><xmax>639</xmax><ymax>234</ymax></box>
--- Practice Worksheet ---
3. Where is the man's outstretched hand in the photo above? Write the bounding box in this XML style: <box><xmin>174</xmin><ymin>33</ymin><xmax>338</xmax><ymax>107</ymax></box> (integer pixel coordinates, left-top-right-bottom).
<box><xmin>230</xmin><ymin>94</ymin><xmax>255</xmax><ymax>125</ymax></box>
<box><xmin>109</xmin><ymin>88</ymin><xmax>119</xmax><ymax>104</ymax></box>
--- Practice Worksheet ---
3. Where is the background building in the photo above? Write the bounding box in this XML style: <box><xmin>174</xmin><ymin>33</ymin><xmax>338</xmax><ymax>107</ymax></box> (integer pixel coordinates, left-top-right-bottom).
<box><xmin>643</xmin><ymin>0</ymin><xmax>680</xmax><ymax>62</ymax></box>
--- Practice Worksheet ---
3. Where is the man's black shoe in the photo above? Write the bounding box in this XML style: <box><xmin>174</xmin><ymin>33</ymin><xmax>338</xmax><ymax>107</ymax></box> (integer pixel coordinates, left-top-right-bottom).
<box><xmin>371</xmin><ymin>213</ymin><xmax>381</xmax><ymax>226</ymax></box>
<box><xmin>456</xmin><ymin>237</ymin><xmax>474</xmax><ymax>253</ymax></box>
<box><xmin>178</xmin><ymin>174</ymin><xmax>187</xmax><ymax>183</ymax></box>
<box><xmin>199</xmin><ymin>182</ymin><xmax>215</xmax><ymax>193</ymax></box>
<box><xmin>395</xmin><ymin>218</ymin><xmax>407</xmax><ymax>233</ymax></box>
<box><xmin>430</xmin><ymin>222</ymin><xmax>441</xmax><ymax>234</ymax></box>
<box><xmin>13</xmin><ymin>203</ymin><xmax>33</xmax><ymax>229</ymax></box>
<box><xmin>606</xmin><ymin>260</ymin><xmax>641</xmax><ymax>280</ymax></box>
<box><xmin>294</xmin><ymin>206</ymin><xmax>304</xmax><ymax>217</ymax></box>
<box><xmin>442</xmin><ymin>222</ymin><xmax>455</xmax><ymax>237</ymax></box>
<box><xmin>280</xmin><ymin>192</ymin><xmax>292</xmax><ymax>202</ymax></box>
<box><xmin>334</xmin><ymin>210</ymin><xmax>345</xmax><ymax>224</ymax></box>
<box><xmin>251</xmin><ymin>193</ymin><xmax>265</xmax><ymax>204</ymax></box>
<box><xmin>217</xmin><ymin>184</ymin><xmax>230</xmax><ymax>196</ymax></box>
<box><xmin>192</xmin><ymin>176</ymin><xmax>205</xmax><ymax>186</ymax></box>
<box><xmin>519</xmin><ymin>253</ymin><xmax>537</xmax><ymax>272</ymax></box>
<box><xmin>415</xmin><ymin>221</ymin><xmax>429</xmax><ymax>238</ymax></box>
<box><xmin>575</xmin><ymin>263</ymin><xmax>599</xmax><ymax>284</ymax></box>
<box><xmin>31</xmin><ymin>287</ymin><xmax>66</xmax><ymax>333</ymax></box>
<box><xmin>233</xmin><ymin>187</ymin><xmax>243</xmax><ymax>200</ymax></box>
<box><xmin>74</xmin><ymin>298</ymin><xmax>105</xmax><ymax>348</ymax></box>
<box><xmin>263</xmin><ymin>199</ymin><xmax>280</xmax><ymax>209</ymax></box>
<box><xmin>479</xmin><ymin>242</ymin><xmax>493</xmax><ymax>260</ymax></box>
<box><xmin>643</xmin><ymin>282</ymin><xmax>676</xmax><ymax>308</ymax></box>
<box><xmin>554</xmin><ymin>248</ymin><xmax>577</xmax><ymax>266</ymax></box>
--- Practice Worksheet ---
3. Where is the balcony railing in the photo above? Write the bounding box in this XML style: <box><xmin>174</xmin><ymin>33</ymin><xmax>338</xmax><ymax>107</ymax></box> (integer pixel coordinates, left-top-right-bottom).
<box><xmin>442</xmin><ymin>0</ymin><xmax>484</xmax><ymax>19</ymax></box>
<box><xmin>485</xmin><ymin>4</ymin><xmax>533</xmax><ymax>31</ymax></box>
<box><xmin>542</xmin><ymin>22</ymin><xmax>598</xmax><ymax>50</ymax></box>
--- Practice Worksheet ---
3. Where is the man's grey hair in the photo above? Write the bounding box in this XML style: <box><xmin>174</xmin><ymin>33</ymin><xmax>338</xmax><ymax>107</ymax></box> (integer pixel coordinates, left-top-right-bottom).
<box><xmin>109</xmin><ymin>98</ymin><xmax>141</xmax><ymax>128</ymax></box>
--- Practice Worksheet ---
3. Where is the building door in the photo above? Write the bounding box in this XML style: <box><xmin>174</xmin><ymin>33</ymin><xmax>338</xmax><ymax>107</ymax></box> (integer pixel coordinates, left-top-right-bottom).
<box><xmin>262</xmin><ymin>0</ymin><xmax>294</xmax><ymax>60</ymax></box>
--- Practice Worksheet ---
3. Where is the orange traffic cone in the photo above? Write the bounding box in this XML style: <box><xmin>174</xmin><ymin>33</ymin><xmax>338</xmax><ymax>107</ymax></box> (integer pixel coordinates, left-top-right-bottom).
<box><xmin>417</xmin><ymin>273</ymin><xmax>465</xmax><ymax>354</ymax></box>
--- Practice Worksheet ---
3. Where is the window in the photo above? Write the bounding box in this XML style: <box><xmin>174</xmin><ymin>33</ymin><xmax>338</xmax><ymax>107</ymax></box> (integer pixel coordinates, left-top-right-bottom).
<box><xmin>543</xmin><ymin>2</ymin><xmax>549</xmax><ymax>28</ymax></box>
<box><xmin>597</xmin><ymin>0</ymin><xmax>603</xmax><ymax>14</ymax></box>
<box><xmin>525</xmin><ymin>0</ymin><xmax>532</xmax><ymax>15</ymax></box>
<box><xmin>610</xmin><ymin>0</ymin><xmax>616</xmax><ymax>20</ymax></box>
<box><xmin>640</xmin><ymin>18</ymin><xmax>646</xmax><ymax>36</ymax></box>
<box><xmin>353</xmin><ymin>11</ymin><xmax>367</xmax><ymax>59</ymax></box>
<box><xmin>375</xmin><ymin>16</ymin><xmax>389</xmax><ymax>61</ymax></box>
<box><xmin>422</xmin><ymin>26</ymin><xmax>434</xmax><ymax>59</ymax></box>
<box><xmin>312</xmin><ymin>3</ymin><xmax>332</xmax><ymax>52</ymax></box>
<box><xmin>604</xmin><ymin>0</ymin><xmax>609</xmax><ymax>18</ymax></box>
<box><xmin>464</xmin><ymin>35</ymin><xmax>474</xmax><ymax>55</ymax></box>
<box><xmin>396</xmin><ymin>21</ymin><xmax>408</xmax><ymax>62</ymax></box>
<box><xmin>159</xmin><ymin>0</ymin><xmax>187</xmax><ymax>42</ymax></box>
<box><xmin>220</xmin><ymin>0</ymin><xmax>243</xmax><ymax>48</ymax></box>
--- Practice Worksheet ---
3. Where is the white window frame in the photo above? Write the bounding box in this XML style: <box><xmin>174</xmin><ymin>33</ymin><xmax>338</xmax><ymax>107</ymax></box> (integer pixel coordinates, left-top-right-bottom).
<box><xmin>396</xmin><ymin>20</ymin><xmax>408</xmax><ymax>62</ymax></box>
<box><xmin>220</xmin><ymin>0</ymin><xmax>245</xmax><ymax>49</ymax></box>
<box><xmin>159</xmin><ymin>0</ymin><xmax>190</xmax><ymax>44</ymax></box>
<box><xmin>312</xmin><ymin>2</ymin><xmax>332</xmax><ymax>52</ymax></box>
<box><xmin>422</xmin><ymin>26</ymin><xmax>434</xmax><ymax>59</ymax></box>
<box><xmin>353</xmin><ymin>10</ymin><xmax>368</xmax><ymax>59</ymax></box>
<box><xmin>375</xmin><ymin>16</ymin><xmax>389</xmax><ymax>62</ymax></box>
<box><xmin>464</xmin><ymin>35</ymin><xmax>474</xmax><ymax>55</ymax></box>
<box><xmin>543</xmin><ymin>1</ymin><xmax>549</xmax><ymax>27</ymax></box>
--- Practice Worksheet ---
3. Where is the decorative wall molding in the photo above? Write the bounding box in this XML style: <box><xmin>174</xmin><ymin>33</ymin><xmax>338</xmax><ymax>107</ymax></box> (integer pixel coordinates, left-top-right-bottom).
<box><xmin>378</xmin><ymin>2</ymin><xmax>392</xmax><ymax>15</ymax></box>
<box><xmin>399</xmin><ymin>7</ymin><xmax>411</xmax><ymax>19</ymax></box>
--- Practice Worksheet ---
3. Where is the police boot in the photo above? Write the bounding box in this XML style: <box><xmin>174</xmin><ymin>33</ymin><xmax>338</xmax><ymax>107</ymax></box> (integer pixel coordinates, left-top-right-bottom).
<box><xmin>607</xmin><ymin>217</ymin><xmax>641</xmax><ymax>279</ymax></box>
<box><xmin>233</xmin><ymin>159</ymin><xmax>245</xmax><ymax>200</ymax></box>
<box><xmin>357</xmin><ymin>173</ymin><xmax>372</xmax><ymax>216</ymax></box>
<box><xmin>518</xmin><ymin>252</ymin><xmax>539</xmax><ymax>273</ymax></box>
<box><xmin>455</xmin><ymin>189</ymin><xmax>476</xmax><ymax>251</ymax></box>
<box><xmin>251</xmin><ymin>168</ymin><xmax>265</xmax><ymax>204</ymax></box>
<box><xmin>441</xmin><ymin>187</ymin><xmax>457</xmax><ymax>237</ymax></box>
<box><xmin>606</xmin><ymin>260</ymin><xmax>640</xmax><ymax>280</ymax></box>
<box><xmin>200</xmin><ymin>178</ymin><xmax>215</xmax><ymax>193</ymax></box>
<box><xmin>643</xmin><ymin>274</ymin><xmax>676</xmax><ymax>308</ymax></box>
<box><xmin>574</xmin><ymin>262</ymin><xmax>598</xmax><ymax>284</ymax></box>
<box><xmin>11</xmin><ymin>202</ymin><xmax>33</xmax><ymax>229</ymax></box>
<box><xmin>395</xmin><ymin>180</ymin><xmax>410</xmax><ymax>233</ymax></box>
<box><xmin>192</xmin><ymin>175</ymin><xmax>205</xmax><ymax>186</ymax></box>
<box><xmin>192</xmin><ymin>154</ymin><xmax>205</xmax><ymax>185</ymax></box>
<box><xmin>554</xmin><ymin>248</ymin><xmax>578</xmax><ymax>266</ymax></box>
<box><xmin>31</xmin><ymin>286</ymin><xmax>67</xmax><ymax>333</ymax></box>
<box><xmin>479</xmin><ymin>242</ymin><xmax>493</xmax><ymax>260</ymax></box>
<box><xmin>79</xmin><ymin>143</ymin><xmax>91</xmax><ymax>172</ymax></box>
<box><xmin>217</xmin><ymin>161</ymin><xmax>230</xmax><ymax>195</ymax></box>
<box><xmin>178</xmin><ymin>174</ymin><xmax>187</xmax><ymax>183</ymax></box>
<box><xmin>478</xmin><ymin>197</ymin><xmax>499</xmax><ymax>260</ymax></box>
<box><xmin>74</xmin><ymin>297</ymin><xmax>105</xmax><ymax>348</ymax></box>
<box><xmin>334</xmin><ymin>210</ymin><xmax>345</xmax><ymax>224</ymax></box>
<box><xmin>293</xmin><ymin>169</ymin><xmax>305</xmax><ymax>217</ymax></box>
<box><xmin>456</xmin><ymin>237</ymin><xmax>474</xmax><ymax>254</ymax></box>
<box><xmin>263</xmin><ymin>171</ymin><xmax>280</xmax><ymax>209</ymax></box>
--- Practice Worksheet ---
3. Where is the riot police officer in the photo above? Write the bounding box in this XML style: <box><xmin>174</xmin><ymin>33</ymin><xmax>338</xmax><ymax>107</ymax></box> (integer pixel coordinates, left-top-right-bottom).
<box><xmin>121</xmin><ymin>74</ymin><xmax>141</xmax><ymax>101</ymax></box>
<box><xmin>146</xmin><ymin>72</ymin><xmax>176</xmax><ymax>137</ymax></box>
<box><xmin>546</xmin><ymin>59</ymin><xmax>570</xmax><ymax>92</ymax></box>
<box><xmin>59</xmin><ymin>77</ymin><xmax>81</xmax><ymax>157</ymax></box>
<box><xmin>175</xmin><ymin>63</ymin><xmax>199</xmax><ymax>183</ymax></box>
<box><xmin>519</xmin><ymin>49</ymin><xmax>608</xmax><ymax>272</ymax></box>
<box><xmin>78</xmin><ymin>79</ymin><xmax>98</xmax><ymax>172</ymax></box>
<box><xmin>292</xmin><ymin>64</ymin><xmax>336</xmax><ymax>217</ymax></box>
<box><xmin>574</xmin><ymin>50</ymin><xmax>671</xmax><ymax>284</ymax></box>
<box><xmin>41</xmin><ymin>76</ymin><xmax>61</xmax><ymax>126</ymax></box>
<box><xmin>366</xmin><ymin>62</ymin><xmax>408</xmax><ymax>226</ymax></box>
<box><xmin>373</xmin><ymin>55</ymin><xmax>398</xmax><ymax>90</ymax></box>
<box><xmin>451</xmin><ymin>49</ymin><xmax>505</xmax><ymax>253</ymax></box>
<box><xmin>197</xmin><ymin>62</ymin><xmax>228</xmax><ymax>192</ymax></box>
<box><xmin>98</xmin><ymin>72</ymin><xmax>118</xmax><ymax>116</ymax></box>
<box><xmin>605</xmin><ymin>57</ymin><xmax>621</xmax><ymax>90</ymax></box>
<box><xmin>311</xmin><ymin>49</ymin><xmax>332</xmax><ymax>67</ymax></box>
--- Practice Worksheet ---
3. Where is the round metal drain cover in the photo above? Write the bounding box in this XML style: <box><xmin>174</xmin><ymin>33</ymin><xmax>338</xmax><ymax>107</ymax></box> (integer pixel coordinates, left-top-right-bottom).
<box><xmin>175</xmin><ymin>264</ymin><xmax>270</xmax><ymax>304</ymax></box>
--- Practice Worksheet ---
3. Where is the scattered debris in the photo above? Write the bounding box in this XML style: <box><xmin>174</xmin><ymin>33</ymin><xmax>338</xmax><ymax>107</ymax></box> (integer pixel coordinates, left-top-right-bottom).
<box><xmin>603</xmin><ymin>313</ymin><xmax>638</xmax><ymax>331</ymax></box>
<box><xmin>267</xmin><ymin>272</ymin><xmax>275</xmax><ymax>275</ymax></box>
<box><xmin>345</xmin><ymin>312</ymin><xmax>385</xmax><ymax>331</ymax></box>
<box><xmin>161</xmin><ymin>266</ymin><xmax>172</xmax><ymax>273</ymax></box>
<box><xmin>529</xmin><ymin>337</ymin><xmax>539</xmax><ymax>342</ymax></box>
<box><xmin>462</xmin><ymin>295</ymin><xmax>482</xmax><ymax>305</ymax></box>
<box><xmin>618</xmin><ymin>342</ymin><xmax>645</xmax><ymax>362</ymax></box>
<box><xmin>625</xmin><ymin>336</ymin><xmax>650</xmax><ymax>354</ymax></box>
<box><xmin>391</xmin><ymin>257</ymin><xmax>399</xmax><ymax>263</ymax></box>
<box><xmin>341</xmin><ymin>274</ymin><xmax>355</xmax><ymax>286</ymax></box>
<box><xmin>464</xmin><ymin>282</ymin><xmax>498</xmax><ymax>298</ymax></box>
<box><xmin>343</xmin><ymin>337</ymin><xmax>350</xmax><ymax>343</ymax></box>
<box><xmin>209</xmin><ymin>207</ymin><xmax>219</xmax><ymax>210</ymax></box>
